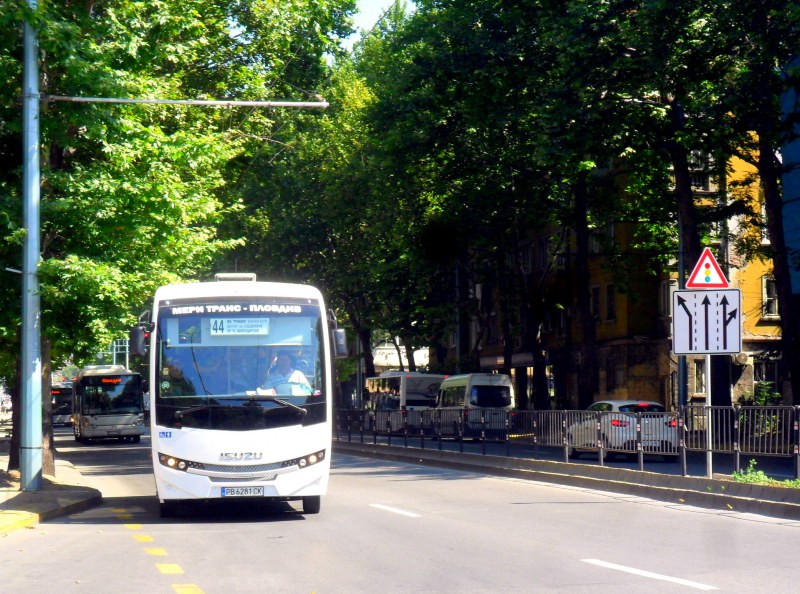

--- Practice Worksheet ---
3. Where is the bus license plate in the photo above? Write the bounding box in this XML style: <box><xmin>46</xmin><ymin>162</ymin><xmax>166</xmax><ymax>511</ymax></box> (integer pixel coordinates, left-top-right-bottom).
<box><xmin>221</xmin><ymin>487</ymin><xmax>264</xmax><ymax>497</ymax></box>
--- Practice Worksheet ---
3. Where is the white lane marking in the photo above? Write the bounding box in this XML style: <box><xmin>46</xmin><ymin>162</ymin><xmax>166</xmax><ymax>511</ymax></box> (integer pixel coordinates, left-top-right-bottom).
<box><xmin>582</xmin><ymin>559</ymin><xmax>718</xmax><ymax>591</ymax></box>
<box><xmin>369</xmin><ymin>504</ymin><xmax>421</xmax><ymax>518</ymax></box>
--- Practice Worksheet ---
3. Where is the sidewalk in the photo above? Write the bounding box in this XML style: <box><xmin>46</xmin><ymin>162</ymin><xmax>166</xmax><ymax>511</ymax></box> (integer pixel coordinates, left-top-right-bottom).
<box><xmin>1</xmin><ymin>413</ymin><xmax>102</xmax><ymax>535</ymax></box>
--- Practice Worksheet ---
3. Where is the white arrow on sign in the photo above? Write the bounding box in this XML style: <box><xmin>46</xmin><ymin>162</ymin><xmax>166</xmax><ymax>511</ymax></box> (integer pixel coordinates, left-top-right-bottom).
<box><xmin>671</xmin><ymin>289</ymin><xmax>742</xmax><ymax>355</ymax></box>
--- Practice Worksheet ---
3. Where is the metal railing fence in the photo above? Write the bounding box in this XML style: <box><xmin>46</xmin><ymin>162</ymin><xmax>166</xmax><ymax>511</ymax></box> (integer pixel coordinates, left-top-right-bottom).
<box><xmin>334</xmin><ymin>405</ymin><xmax>800</xmax><ymax>478</ymax></box>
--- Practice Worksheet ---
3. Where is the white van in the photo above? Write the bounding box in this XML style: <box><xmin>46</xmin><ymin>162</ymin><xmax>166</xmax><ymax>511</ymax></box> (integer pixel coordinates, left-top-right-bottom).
<box><xmin>365</xmin><ymin>372</ymin><xmax>446</xmax><ymax>433</ymax></box>
<box><xmin>432</xmin><ymin>373</ymin><xmax>515</xmax><ymax>439</ymax></box>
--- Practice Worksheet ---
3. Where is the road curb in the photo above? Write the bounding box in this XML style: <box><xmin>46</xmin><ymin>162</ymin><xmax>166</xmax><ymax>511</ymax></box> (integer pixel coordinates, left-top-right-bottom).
<box><xmin>1</xmin><ymin>458</ymin><xmax>103</xmax><ymax>534</ymax></box>
<box><xmin>333</xmin><ymin>441</ymin><xmax>800</xmax><ymax>520</ymax></box>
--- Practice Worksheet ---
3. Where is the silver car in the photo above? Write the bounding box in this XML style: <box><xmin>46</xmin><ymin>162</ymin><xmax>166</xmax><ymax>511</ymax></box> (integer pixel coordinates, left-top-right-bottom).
<box><xmin>567</xmin><ymin>400</ymin><xmax>679</xmax><ymax>459</ymax></box>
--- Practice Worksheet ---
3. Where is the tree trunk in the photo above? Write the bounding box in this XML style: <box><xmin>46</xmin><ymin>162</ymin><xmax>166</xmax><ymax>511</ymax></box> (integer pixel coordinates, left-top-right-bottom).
<box><xmin>574</xmin><ymin>173</ymin><xmax>598</xmax><ymax>409</ymax></box>
<box><xmin>355</xmin><ymin>326</ymin><xmax>375</xmax><ymax>378</ymax></box>
<box><xmin>41</xmin><ymin>337</ymin><xmax>55</xmax><ymax>476</ymax></box>
<box><xmin>667</xmin><ymin>98</ymin><xmax>703</xmax><ymax>273</ymax></box>
<box><xmin>7</xmin><ymin>355</ymin><xmax>21</xmax><ymax>472</ymax></box>
<box><xmin>758</xmin><ymin>132</ymin><xmax>800</xmax><ymax>404</ymax></box>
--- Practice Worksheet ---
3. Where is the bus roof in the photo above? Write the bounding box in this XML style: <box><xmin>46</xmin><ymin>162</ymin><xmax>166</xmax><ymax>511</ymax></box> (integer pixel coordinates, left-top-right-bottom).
<box><xmin>154</xmin><ymin>279</ymin><xmax>324</xmax><ymax>303</ymax></box>
<box><xmin>76</xmin><ymin>364</ymin><xmax>135</xmax><ymax>377</ymax></box>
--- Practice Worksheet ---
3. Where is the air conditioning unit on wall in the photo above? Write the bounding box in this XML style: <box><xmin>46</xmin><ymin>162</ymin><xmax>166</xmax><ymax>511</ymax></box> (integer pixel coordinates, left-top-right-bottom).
<box><xmin>732</xmin><ymin>352</ymin><xmax>750</xmax><ymax>366</ymax></box>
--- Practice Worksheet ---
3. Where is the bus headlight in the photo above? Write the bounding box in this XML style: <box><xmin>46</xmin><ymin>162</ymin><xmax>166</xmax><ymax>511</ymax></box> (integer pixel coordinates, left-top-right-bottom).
<box><xmin>282</xmin><ymin>450</ymin><xmax>325</xmax><ymax>469</ymax></box>
<box><xmin>158</xmin><ymin>453</ymin><xmax>205</xmax><ymax>472</ymax></box>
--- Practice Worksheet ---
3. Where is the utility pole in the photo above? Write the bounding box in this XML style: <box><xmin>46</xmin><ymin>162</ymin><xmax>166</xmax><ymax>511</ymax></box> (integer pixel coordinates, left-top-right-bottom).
<box><xmin>21</xmin><ymin>0</ymin><xmax>43</xmax><ymax>491</ymax></box>
<box><xmin>18</xmin><ymin>3</ymin><xmax>327</xmax><ymax>490</ymax></box>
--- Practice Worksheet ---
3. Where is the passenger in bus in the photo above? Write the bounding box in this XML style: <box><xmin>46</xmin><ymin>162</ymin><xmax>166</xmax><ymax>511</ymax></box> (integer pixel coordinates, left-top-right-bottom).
<box><xmin>194</xmin><ymin>349</ymin><xmax>228</xmax><ymax>395</ymax></box>
<box><xmin>263</xmin><ymin>350</ymin><xmax>311</xmax><ymax>393</ymax></box>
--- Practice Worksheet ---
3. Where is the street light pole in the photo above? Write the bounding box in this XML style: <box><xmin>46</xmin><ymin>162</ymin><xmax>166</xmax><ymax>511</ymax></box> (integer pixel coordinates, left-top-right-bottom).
<box><xmin>21</xmin><ymin>0</ymin><xmax>43</xmax><ymax>491</ymax></box>
<box><xmin>17</xmin><ymin>5</ymin><xmax>329</xmax><ymax>492</ymax></box>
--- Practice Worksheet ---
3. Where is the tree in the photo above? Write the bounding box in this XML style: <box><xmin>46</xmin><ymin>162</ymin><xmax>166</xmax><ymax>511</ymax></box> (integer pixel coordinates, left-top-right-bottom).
<box><xmin>0</xmin><ymin>0</ymin><xmax>355</xmax><ymax>469</ymax></box>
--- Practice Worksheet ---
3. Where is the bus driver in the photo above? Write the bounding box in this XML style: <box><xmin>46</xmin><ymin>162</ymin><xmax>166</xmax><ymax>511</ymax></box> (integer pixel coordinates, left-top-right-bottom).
<box><xmin>263</xmin><ymin>350</ymin><xmax>312</xmax><ymax>393</ymax></box>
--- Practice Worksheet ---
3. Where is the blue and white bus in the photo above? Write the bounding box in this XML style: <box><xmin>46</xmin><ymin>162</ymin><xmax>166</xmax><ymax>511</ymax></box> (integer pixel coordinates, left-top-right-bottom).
<box><xmin>131</xmin><ymin>273</ymin><xmax>347</xmax><ymax>517</ymax></box>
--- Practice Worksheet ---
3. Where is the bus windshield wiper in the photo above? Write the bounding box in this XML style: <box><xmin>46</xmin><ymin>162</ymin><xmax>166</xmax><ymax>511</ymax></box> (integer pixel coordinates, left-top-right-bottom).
<box><xmin>174</xmin><ymin>398</ymin><xmax>307</xmax><ymax>422</ymax></box>
<box><xmin>175</xmin><ymin>403</ymin><xmax>235</xmax><ymax>419</ymax></box>
<box><xmin>242</xmin><ymin>396</ymin><xmax>307</xmax><ymax>415</ymax></box>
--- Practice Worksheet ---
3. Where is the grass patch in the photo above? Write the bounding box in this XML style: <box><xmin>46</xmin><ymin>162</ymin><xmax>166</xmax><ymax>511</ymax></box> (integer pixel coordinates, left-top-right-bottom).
<box><xmin>731</xmin><ymin>459</ymin><xmax>800</xmax><ymax>489</ymax></box>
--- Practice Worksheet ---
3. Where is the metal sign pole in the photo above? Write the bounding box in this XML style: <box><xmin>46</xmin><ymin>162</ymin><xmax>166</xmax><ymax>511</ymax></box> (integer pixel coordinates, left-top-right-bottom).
<box><xmin>705</xmin><ymin>354</ymin><xmax>713</xmax><ymax>478</ymax></box>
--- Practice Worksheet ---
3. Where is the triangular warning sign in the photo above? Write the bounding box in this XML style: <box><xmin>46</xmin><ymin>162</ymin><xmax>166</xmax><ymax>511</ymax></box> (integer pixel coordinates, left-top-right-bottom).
<box><xmin>686</xmin><ymin>247</ymin><xmax>729</xmax><ymax>288</ymax></box>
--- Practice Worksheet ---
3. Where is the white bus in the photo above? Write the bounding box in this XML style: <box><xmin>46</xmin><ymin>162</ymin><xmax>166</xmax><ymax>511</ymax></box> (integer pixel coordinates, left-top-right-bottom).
<box><xmin>51</xmin><ymin>382</ymin><xmax>73</xmax><ymax>426</ymax></box>
<box><xmin>365</xmin><ymin>371</ymin><xmax>446</xmax><ymax>433</ymax></box>
<box><xmin>72</xmin><ymin>365</ymin><xmax>145</xmax><ymax>442</ymax></box>
<box><xmin>130</xmin><ymin>273</ymin><xmax>347</xmax><ymax>517</ymax></box>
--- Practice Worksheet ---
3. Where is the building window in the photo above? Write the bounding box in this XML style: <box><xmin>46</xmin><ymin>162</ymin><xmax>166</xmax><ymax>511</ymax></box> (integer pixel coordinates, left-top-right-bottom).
<box><xmin>760</xmin><ymin>200</ymin><xmax>770</xmax><ymax>244</ymax></box>
<box><xmin>605</xmin><ymin>284</ymin><xmax>616</xmax><ymax>321</ymax></box>
<box><xmin>694</xmin><ymin>359</ymin><xmax>706</xmax><ymax>395</ymax></box>
<box><xmin>754</xmin><ymin>360</ymin><xmax>779</xmax><ymax>384</ymax></box>
<box><xmin>690</xmin><ymin>171</ymin><xmax>710</xmax><ymax>191</ymax></box>
<box><xmin>591</xmin><ymin>286</ymin><xmax>601</xmax><ymax>321</ymax></box>
<box><xmin>763</xmin><ymin>277</ymin><xmax>779</xmax><ymax>319</ymax></box>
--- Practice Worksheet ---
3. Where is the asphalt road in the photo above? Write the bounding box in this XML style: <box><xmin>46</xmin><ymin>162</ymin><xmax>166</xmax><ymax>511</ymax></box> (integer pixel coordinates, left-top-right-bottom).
<box><xmin>344</xmin><ymin>431</ymin><xmax>800</xmax><ymax>481</ymax></box>
<box><xmin>1</xmin><ymin>428</ymin><xmax>799</xmax><ymax>593</ymax></box>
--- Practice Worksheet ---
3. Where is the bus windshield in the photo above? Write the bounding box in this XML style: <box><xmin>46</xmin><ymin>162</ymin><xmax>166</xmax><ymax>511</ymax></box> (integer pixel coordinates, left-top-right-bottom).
<box><xmin>79</xmin><ymin>374</ymin><xmax>144</xmax><ymax>415</ymax></box>
<box><xmin>51</xmin><ymin>387</ymin><xmax>72</xmax><ymax>415</ymax></box>
<box><xmin>154</xmin><ymin>297</ymin><xmax>325</xmax><ymax>430</ymax></box>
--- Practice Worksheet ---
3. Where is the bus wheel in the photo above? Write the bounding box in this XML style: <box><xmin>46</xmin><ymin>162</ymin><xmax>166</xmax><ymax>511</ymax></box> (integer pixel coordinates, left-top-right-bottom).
<box><xmin>302</xmin><ymin>496</ymin><xmax>321</xmax><ymax>515</ymax></box>
<box><xmin>132</xmin><ymin>435</ymin><xmax>141</xmax><ymax>443</ymax></box>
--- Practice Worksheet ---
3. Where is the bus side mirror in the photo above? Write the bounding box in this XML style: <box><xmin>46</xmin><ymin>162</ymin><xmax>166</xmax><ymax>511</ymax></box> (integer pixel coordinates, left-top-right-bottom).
<box><xmin>332</xmin><ymin>328</ymin><xmax>348</xmax><ymax>359</ymax></box>
<box><xmin>130</xmin><ymin>326</ymin><xmax>149</xmax><ymax>357</ymax></box>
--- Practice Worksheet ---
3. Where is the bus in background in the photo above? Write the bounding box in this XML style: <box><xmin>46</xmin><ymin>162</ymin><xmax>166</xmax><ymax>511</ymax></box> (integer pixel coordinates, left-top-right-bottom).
<box><xmin>365</xmin><ymin>371</ymin><xmax>446</xmax><ymax>434</ymax></box>
<box><xmin>129</xmin><ymin>273</ymin><xmax>347</xmax><ymax>518</ymax></box>
<box><xmin>51</xmin><ymin>382</ymin><xmax>73</xmax><ymax>426</ymax></box>
<box><xmin>72</xmin><ymin>365</ymin><xmax>145</xmax><ymax>443</ymax></box>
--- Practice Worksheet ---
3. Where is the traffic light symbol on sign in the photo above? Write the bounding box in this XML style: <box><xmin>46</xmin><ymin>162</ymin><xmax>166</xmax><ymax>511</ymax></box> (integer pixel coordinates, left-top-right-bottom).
<box><xmin>686</xmin><ymin>247</ymin><xmax>729</xmax><ymax>289</ymax></box>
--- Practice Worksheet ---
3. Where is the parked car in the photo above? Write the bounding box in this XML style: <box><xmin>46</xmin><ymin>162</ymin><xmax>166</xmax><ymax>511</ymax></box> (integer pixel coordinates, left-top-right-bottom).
<box><xmin>566</xmin><ymin>400</ymin><xmax>679</xmax><ymax>459</ymax></box>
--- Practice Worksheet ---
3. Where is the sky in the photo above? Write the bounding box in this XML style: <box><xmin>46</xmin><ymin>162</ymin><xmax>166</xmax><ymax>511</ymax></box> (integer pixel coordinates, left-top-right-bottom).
<box><xmin>344</xmin><ymin>0</ymin><xmax>398</xmax><ymax>50</ymax></box>
<box><xmin>353</xmin><ymin>0</ymin><xmax>395</xmax><ymax>32</ymax></box>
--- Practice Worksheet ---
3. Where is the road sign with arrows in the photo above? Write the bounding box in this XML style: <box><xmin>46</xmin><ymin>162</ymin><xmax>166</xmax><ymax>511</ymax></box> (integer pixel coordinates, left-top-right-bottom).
<box><xmin>671</xmin><ymin>289</ymin><xmax>742</xmax><ymax>354</ymax></box>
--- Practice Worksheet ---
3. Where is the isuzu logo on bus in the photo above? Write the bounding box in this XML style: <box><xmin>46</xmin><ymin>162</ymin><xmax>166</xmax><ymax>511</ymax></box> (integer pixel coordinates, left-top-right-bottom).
<box><xmin>219</xmin><ymin>452</ymin><xmax>263</xmax><ymax>461</ymax></box>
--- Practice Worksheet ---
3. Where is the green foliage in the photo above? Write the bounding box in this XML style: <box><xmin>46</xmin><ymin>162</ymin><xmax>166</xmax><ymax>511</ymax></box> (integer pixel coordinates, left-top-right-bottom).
<box><xmin>732</xmin><ymin>459</ymin><xmax>800</xmax><ymax>489</ymax></box>
<box><xmin>0</xmin><ymin>0</ymin><xmax>355</xmax><ymax>381</ymax></box>
<box><xmin>739</xmin><ymin>382</ymin><xmax>782</xmax><ymax>407</ymax></box>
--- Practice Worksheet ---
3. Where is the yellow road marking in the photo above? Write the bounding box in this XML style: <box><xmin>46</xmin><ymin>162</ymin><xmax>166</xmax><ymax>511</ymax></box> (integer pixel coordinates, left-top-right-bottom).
<box><xmin>111</xmin><ymin>507</ymin><xmax>127</xmax><ymax>513</ymax></box>
<box><xmin>145</xmin><ymin>547</ymin><xmax>168</xmax><ymax>556</ymax></box>
<box><xmin>132</xmin><ymin>534</ymin><xmax>154</xmax><ymax>542</ymax></box>
<box><xmin>157</xmin><ymin>564</ymin><xmax>185</xmax><ymax>575</ymax></box>
<box><xmin>124</xmin><ymin>523</ymin><xmax>143</xmax><ymax>530</ymax></box>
